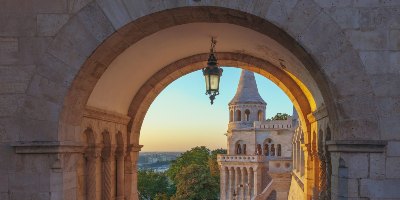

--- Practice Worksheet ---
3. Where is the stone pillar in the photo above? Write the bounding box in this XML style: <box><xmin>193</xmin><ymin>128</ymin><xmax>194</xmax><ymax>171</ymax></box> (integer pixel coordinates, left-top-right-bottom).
<box><xmin>220</xmin><ymin>167</ymin><xmax>227</xmax><ymax>200</ymax></box>
<box><xmin>241</xmin><ymin>168</ymin><xmax>245</xmax><ymax>200</ymax></box>
<box><xmin>229</xmin><ymin>168</ymin><xmax>234</xmax><ymax>200</ymax></box>
<box><xmin>253</xmin><ymin>167</ymin><xmax>262</xmax><ymax>196</ymax></box>
<box><xmin>248</xmin><ymin>168</ymin><xmax>254</xmax><ymax>199</ymax></box>
<box><xmin>235</xmin><ymin>167</ymin><xmax>241</xmax><ymax>199</ymax></box>
<box><xmin>85</xmin><ymin>147</ymin><xmax>101</xmax><ymax>200</ymax></box>
<box><xmin>125</xmin><ymin>144</ymin><xmax>142</xmax><ymax>200</ymax></box>
<box><xmin>102</xmin><ymin>146</ymin><xmax>116</xmax><ymax>200</ymax></box>
<box><xmin>116</xmin><ymin>148</ymin><xmax>125</xmax><ymax>200</ymax></box>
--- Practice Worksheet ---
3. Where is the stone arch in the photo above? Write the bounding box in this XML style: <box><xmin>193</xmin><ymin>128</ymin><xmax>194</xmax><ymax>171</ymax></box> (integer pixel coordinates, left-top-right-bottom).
<box><xmin>258</xmin><ymin>110</ymin><xmax>264</xmax><ymax>121</ymax></box>
<box><xmin>46</xmin><ymin>3</ymin><xmax>377</xmax><ymax>200</ymax></box>
<box><xmin>235</xmin><ymin>110</ymin><xmax>242</xmax><ymax>122</ymax></box>
<box><xmin>244</xmin><ymin>109</ymin><xmax>251</xmax><ymax>121</ymax></box>
<box><xmin>229</xmin><ymin>109</ymin><xmax>234</xmax><ymax>122</ymax></box>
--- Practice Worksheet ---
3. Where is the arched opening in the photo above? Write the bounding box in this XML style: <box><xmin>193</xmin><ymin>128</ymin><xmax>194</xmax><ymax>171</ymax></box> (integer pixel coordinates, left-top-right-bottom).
<box><xmin>258</xmin><ymin>110</ymin><xmax>264</xmax><ymax>121</ymax></box>
<box><xmin>245</xmin><ymin>109</ymin><xmax>250</xmax><ymax>121</ymax></box>
<box><xmin>56</xmin><ymin>5</ymin><xmax>339</xmax><ymax>200</ymax></box>
<box><xmin>235</xmin><ymin>140</ymin><xmax>246</xmax><ymax>155</ymax></box>
<box><xmin>235</xmin><ymin>110</ymin><xmax>242</xmax><ymax>122</ymax></box>
<box><xmin>229</xmin><ymin>110</ymin><xmax>234</xmax><ymax>122</ymax></box>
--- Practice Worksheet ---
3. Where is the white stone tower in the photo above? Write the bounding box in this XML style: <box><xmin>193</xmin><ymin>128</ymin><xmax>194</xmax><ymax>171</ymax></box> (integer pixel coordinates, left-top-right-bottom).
<box><xmin>218</xmin><ymin>69</ymin><xmax>294</xmax><ymax>200</ymax></box>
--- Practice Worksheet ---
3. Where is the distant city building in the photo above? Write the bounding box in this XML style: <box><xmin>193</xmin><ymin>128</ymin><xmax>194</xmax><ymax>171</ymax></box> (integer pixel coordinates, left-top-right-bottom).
<box><xmin>218</xmin><ymin>70</ymin><xmax>301</xmax><ymax>200</ymax></box>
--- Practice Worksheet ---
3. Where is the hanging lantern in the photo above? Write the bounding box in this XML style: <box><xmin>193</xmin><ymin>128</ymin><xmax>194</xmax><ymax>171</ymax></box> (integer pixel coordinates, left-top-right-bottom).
<box><xmin>202</xmin><ymin>37</ymin><xmax>223</xmax><ymax>105</ymax></box>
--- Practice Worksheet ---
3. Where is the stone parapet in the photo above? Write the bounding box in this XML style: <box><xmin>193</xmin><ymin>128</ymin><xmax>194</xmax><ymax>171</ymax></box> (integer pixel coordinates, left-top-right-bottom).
<box><xmin>254</xmin><ymin>118</ymin><xmax>293</xmax><ymax>130</ymax></box>
<box><xmin>217</xmin><ymin>154</ymin><xmax>266</xmax><ymax>163</ymax></box>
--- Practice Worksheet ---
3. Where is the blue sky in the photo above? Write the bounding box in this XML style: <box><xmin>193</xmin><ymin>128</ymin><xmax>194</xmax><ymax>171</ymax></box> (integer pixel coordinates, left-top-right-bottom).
<box><xmin>140</xmin><ymin>67</ymin><xmax>293</xmax><ymax>152</ymax></box>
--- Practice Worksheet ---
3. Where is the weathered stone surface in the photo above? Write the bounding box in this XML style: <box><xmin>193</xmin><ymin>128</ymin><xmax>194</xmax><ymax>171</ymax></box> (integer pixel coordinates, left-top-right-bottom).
<box><xmin>96</xmin><ymin>0</ymin><xmax>131</xmax><ymax>29</ymax></box>
<box><xmin>370</xmin><ymin>153</ymin><xmax>386</xmax><ymax>179</ymax></box>
<box><xmin>340</xmin><ymin>153</ymin><xmax>369</xmax><ymax>179</ymax></box>
<box><xmin>360</xmin><ymin>179</ymin><xmax>400</xmax><ymax>198</ymax></box>
<box><xmin>19</xmin><ymin>96</ymin><xmax>61</xmax><ymax>122</ymax></box>
<box><xmin>77</xmin><ymin>2</ymin><xmax>115</xmax><ymax>42</ymax></box>
<box><xmin>0</xmin><ymin>38</ymin><xmax>18</xmax><ymax>65</ymax></box>
<box><xmin>0</xmin><ymin>95</ymin><xmax>25</xmax><ymax>117</ymax></box>
<box><xmin>47</xmin><ymin>16</ymin><xmax>99</xmax><ymax>70</ymax></box>
<box><xmin>265</xmin><ymin>0</ymin><xmax>298</xmax><ymax>29</ymax></box>
<box><xmin>345</xmin><ymin>30</ymin><xmax>387</xmax><ymax>50</ymax></box>
<box><xmin>386</xmin><ymin>157</ymin><xmax>400</xmax><ymax>179</ymax></box>
<box><xmin>68</xmin><ymin>0</ymin><xmax>93</xmax><ymax>14</ymax></box>
<box><xmin>387</xmin><ymin>141</ymin><xmax>400</xmax><ymax>157</ymax></box>
<box><xmin>360</xmin><ymin>51</ymin><xmax>400</xmax><ymax>75</ymax></box>
<box><xmin>26</xmin><ymin>74</ymin><xmax>68</xmax><ymax>104</ymax></box>
<box><xmin>18</xmin><ymin>37</ymin><xmax>52</xmax><ymax>65</ymax></box>
<box><xmin>37</xmin><ymin>14</ymin><xmax>70</xmax><ymax>36</ymax></box>
<box><xmin>286</xmin><ymin>0</ymin><xmax>322</xmax><ymax>38</ymax></box>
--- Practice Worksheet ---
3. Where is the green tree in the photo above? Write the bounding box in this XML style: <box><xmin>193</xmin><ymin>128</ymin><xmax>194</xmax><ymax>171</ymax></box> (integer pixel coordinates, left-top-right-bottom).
<box><xmin>269</xmin><ymin>113</ymin><xmax>290</xmax><ymax>120</ymax></box>
<box><xmin>171</xmin><ymin>164</ymin><xmax>219</xmax><ymax>200</ymax></box>
<box><xmin>209</xmin><ymin>148</ymin><xmax>227</xmax><ymax>177</ymax></box>
<box><xmin>138</xmin><ymin>170</ymin><xmax>174</xmax><ymax>200</ymax></box>
<box><xmin>167</xmin><ymin>146</ymin><xmax>210</xmax><ymax>182</ymax></box>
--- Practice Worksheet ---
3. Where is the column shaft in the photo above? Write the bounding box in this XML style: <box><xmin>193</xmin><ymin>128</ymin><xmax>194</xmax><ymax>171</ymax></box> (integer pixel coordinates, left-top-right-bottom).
<box><xmin>116</xmin><ymin>151</ymin><xmax>125</xmax><ymax>200</ymax></box>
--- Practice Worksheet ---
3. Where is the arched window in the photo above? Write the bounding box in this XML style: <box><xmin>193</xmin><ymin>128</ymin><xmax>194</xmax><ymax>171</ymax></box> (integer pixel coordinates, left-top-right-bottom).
<box><xmin>229</xmin><ymin>110</ymin><xmax>233</xmax><ymax>122</ymax></box>
<box><xmin>258</xmin><ymin>110</ymin><xmax>263</xmax><ymax>121</ymax></box>
<box><xmin>245</xmin><ymin>109</ymin><xmax>250</xmax><ymax>121</ymax></box>
<box><xmin>236</xmin><ymin>143</ymin><xmax>242</xmax><ymax>155</ymax></box>
<box><xmin>243</xmin><ymin>144</ymin><xmax>247</xmax><ymax>155</ymax></box>
<box><xmin>277</xmin><ymin>144</ymin><xmax>281</xmax><ymax>156</ymax></box>
<box><xmin>235</xmin><ymin>110</ymin><xmax>242</xmax><ymax>121</ymax></box>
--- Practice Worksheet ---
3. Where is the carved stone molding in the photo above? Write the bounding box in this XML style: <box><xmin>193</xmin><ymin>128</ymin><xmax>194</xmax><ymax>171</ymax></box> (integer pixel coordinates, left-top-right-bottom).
<box><xmin>326</xmin><ymin>140</ymin><xmax>387</xmax><ymax>153</ymax></box>
<box><xmin>307</xmin><ymin>105</ymin><xmax>328</xmax><ymax>123</ymax></box>
<box><xmin>12</xmin><ymin>141</ymin><xmax>85</xmax><ymax>154</ymax></box>
<box><xmin>84</xmin><ymin>106</ymin><xmax>131</xmax><ymax>125</ymax></box>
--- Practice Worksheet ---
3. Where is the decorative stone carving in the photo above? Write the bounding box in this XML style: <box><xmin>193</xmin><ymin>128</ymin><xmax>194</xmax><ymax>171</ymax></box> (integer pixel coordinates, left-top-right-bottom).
<box><xmin>102</xmin><ymin>146</ymin><xmax>116</xmax><ymax>200</ymax></box>
<box><xmin>85</xmin><ymin>147</ymin><xmax>102</xmax><ymax>200</ymax></box>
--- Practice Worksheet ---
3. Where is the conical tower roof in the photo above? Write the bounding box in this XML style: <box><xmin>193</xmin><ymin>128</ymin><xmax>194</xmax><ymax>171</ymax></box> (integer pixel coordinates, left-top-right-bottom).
<box><xmin>229</xmin><ymin>70</ymin><xmax>266</xmax><ymax>105</ymax></box>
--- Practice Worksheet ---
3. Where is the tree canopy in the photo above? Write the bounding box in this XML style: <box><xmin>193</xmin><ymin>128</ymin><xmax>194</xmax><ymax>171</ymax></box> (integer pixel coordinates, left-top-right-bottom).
<box><xmin>138</xmin><ymin>170</ymin><xmax>174</xmax><ymax>200</ymax></box>
<box><xmin>138</xmin><ymin>146</ymin><xmax>227</xmax><ymax>200</ymax></box>
<box><xmin>269</xmin><ymin>113</ymin><xmax>290</xmax><ymax>120</ymax></box>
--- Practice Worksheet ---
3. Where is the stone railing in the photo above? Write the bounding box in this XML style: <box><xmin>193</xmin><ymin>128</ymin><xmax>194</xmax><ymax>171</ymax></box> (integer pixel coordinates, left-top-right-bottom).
<box><xmin>217</xmin><ymin>154</ymin><xmax>266</xmax><ymax>163</ymax></box>
<box><xmin>253</xmin><ymin>118</ymin><xmax>293</xmax><ymax>130</ymax></box>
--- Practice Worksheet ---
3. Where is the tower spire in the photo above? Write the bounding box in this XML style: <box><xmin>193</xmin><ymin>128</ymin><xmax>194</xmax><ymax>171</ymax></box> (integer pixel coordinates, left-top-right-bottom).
<box><xmin>229</xmin><ymin>70</ymin><xmax>266</xmax><ymax>105</ymax></box>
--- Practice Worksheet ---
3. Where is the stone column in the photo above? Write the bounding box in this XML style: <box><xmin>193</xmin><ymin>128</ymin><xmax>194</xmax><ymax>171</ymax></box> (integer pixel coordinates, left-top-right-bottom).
<box><xmin>102</xmin><ymin>146</ymin><xmax>116</xmax><ymax>200</ymax></box>
<box><xmin>220</xmin><ymin>167</ymin><xmax>227</xmax><ymax>200</ymax></box>
<box><xmin>253</xmin><ymin>167</ymin><xmax>262</xmax><ymax>196</ymax></box>
<box><xmin>241</xmin><ymin>168</ymin><xmax>245</xmax><ymax>200</ymax></box>
<box><xmin>85</xmin><ymin>147</ymin><xmax>101</xmax><ymax>200</ymax></box>
<box><xmin>229</xmin><ymin>167</ymin><xmax>234</xmax><ymax>200</ymax></box>
<box><xmin>235</xmin><ymin>167</ymin><xmax>241</xmax><ymax>199</ymax></box>
<box><xmin>125</xmin><ymin>144</ymin><xmax>142</xmax><ymax>200</ymax></box>
<box><xmin>248</xmin><ymin>168</ymin><xmax>254</xmax><ymax>199</ymax></box>
<box><xmin>116</xmin><ymin>148</ymin><xmax>125</xmax><ymax>200</ymax></box>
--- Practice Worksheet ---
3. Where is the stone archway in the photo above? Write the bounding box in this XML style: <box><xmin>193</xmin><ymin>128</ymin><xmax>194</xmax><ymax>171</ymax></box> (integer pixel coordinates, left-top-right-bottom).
<box><xmin>6</xmin><ymin>1</ymin><xmax>394</xmax><ymax>200</ymax></box>
<box><xmin>58</xmin><ymin>7</ymin><xmax>334</xmax><ymax>199</ymax></box>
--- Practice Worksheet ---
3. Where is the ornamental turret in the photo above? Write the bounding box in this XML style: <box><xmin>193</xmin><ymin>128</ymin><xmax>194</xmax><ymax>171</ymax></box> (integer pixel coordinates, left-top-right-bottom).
<box><xmin>228</xmin><ymin>70</ymin><xmax>266</xmax><ymax>131</ymax></box>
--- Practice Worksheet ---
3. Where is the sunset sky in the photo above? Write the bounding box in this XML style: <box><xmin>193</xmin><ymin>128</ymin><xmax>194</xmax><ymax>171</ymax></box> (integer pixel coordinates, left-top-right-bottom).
<box><xmin>140</xmin><ymin>67</ymin><xmax>293</xmax><ymax>152</ymax></box>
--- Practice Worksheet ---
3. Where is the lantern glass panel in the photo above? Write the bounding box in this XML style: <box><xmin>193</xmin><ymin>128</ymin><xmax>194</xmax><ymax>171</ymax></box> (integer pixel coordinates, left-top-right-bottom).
<box><xmin>204</xmin><ymin>75</ymin><xmax>210</xmax><ymax>91</ymax></box>
<box><xmin>210</xmin><ymin>74</ymin><xmax>220</xmax><ymax>91</ymax></box>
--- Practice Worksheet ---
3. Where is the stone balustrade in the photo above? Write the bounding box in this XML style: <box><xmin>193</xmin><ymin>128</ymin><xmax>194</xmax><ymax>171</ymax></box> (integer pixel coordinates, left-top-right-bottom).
<box><xmin>253</xmin><ymin>119</ymin><xmax>293</xmax><ymax>130</ymax></box>
<box><xmin>217</xmin><ymin>154</ymin><xmax>266</xmax><ymax>163</ymax></box>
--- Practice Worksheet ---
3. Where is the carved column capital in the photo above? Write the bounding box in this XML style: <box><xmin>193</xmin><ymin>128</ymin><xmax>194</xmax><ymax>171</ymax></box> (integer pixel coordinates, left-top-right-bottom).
<box><xmin>101</xmin><ymin>146</ymin><xmax>117</xmax><ymax>161</ymax></box>
<box><xmin>84</xmin><ymin>147</ymin><xmax>102</xmax><ymax>160</ymax></box>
